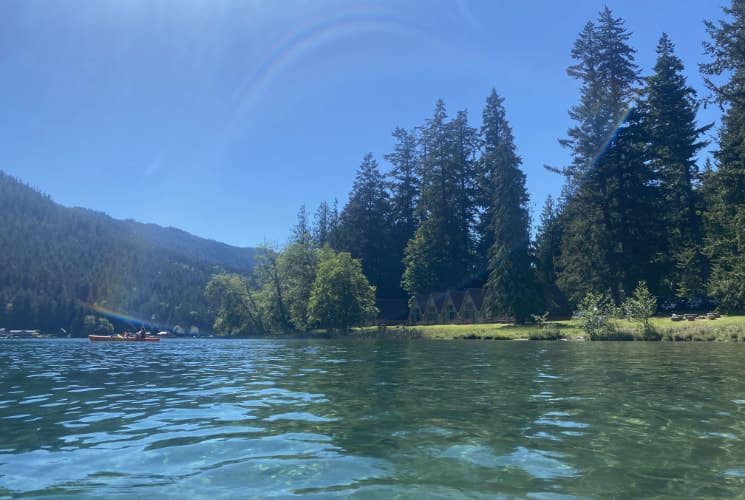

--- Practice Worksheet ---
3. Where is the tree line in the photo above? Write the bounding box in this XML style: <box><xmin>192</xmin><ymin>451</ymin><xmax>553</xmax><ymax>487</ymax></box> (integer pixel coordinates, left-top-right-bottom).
<box><xmin>208</xmin><ymin>3</ymin><xmax>745</xmax><ymax>332</ymax></box>
<box><xmin>205</xmin><ymin>214</ymin><xmax>377</xmax><ymax>334</ymax></box>
<box><xmin>0</xmin><ymin>170</ymin><xmax>255</xmax><ymax>335</ymax></box>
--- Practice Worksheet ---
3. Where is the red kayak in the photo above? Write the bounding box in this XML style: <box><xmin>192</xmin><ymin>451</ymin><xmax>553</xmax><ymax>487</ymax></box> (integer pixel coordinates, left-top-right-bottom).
<box><xmin>88</xmin><ymin>335</ymin><xmax>160</xmax><ymax>342</ymax></box>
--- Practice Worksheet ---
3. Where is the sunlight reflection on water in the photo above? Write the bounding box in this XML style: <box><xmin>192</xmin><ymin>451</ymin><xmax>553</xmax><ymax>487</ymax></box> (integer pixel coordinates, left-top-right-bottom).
<box><xmin>1</xmin><ymin>339</ymin><xmax>745</xmax><ymax>497</ymax></box>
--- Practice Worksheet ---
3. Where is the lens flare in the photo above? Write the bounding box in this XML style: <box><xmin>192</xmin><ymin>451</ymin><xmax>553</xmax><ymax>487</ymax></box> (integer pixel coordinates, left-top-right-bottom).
<box><xmin>229</xmin><ymin>11</ymin><xmax>440</xmax><ymax>126</ymax></box>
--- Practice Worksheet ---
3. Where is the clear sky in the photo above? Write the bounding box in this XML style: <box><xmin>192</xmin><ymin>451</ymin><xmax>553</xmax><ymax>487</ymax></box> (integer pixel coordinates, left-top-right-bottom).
<box><xmin>0</xmin><ymin>0</ymin><xmax>727</xmax><ymax>248</ymax></box>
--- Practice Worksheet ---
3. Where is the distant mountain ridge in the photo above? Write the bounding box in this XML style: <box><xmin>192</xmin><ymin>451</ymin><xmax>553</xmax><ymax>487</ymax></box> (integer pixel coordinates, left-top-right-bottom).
<box><xmin>74</xmin><ymin>208</ymin><xmax>257</xmax><ymax>274</ymax></box>
<box><xmin>0</xmin><ymin>170</ymin><xmax>256</xmax><ymax>333</ymax></box>
<box><xmin>121</xmin><ymin>221</ymin><xmax>255</xmax><ymax>273</ymax></box>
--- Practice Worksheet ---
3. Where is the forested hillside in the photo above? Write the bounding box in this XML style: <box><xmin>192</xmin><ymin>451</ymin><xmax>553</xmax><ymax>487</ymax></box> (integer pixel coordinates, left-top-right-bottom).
<box><xmin>0</xmin><ymin>171</ymin><xmax>255</xmax><ymax>334</ymax></box>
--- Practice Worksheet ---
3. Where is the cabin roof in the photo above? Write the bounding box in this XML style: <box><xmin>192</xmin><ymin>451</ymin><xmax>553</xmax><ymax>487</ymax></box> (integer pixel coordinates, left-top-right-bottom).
<box><xmin>449</xmin><ymin>290</ymin><xmax>466</xmax><ymax>310</ymax></box>
<box><xmin>432</xmin><ymin>292</ymin><xmax>448</xmax><ymax>310</ymax></box>
<box><xmin>466</xmin><ymin>288</ymin><xmax>485</xmax><ymax>310</ymax></box>
<box><xmin>410</xmin><ymin>294</ymin><xmax>428</xmax><ymax>311</ymax></box>
<box><xmin>410</xmin><ymin>288</ymin><xmax>486</xmax><ymax>316</ymax></box>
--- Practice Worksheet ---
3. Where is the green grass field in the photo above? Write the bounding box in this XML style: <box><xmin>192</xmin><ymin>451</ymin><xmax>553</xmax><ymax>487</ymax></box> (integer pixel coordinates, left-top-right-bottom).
<box><xmin>366</xmin><ymin>315</ymin><xmax>745</xmax><ymax>341</ymax></box>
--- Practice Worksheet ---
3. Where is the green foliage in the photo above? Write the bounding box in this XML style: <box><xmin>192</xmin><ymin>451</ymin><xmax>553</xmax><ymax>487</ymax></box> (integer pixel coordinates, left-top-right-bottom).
<box><xmin>558</xmin><ymin>109</ymin><xmax>660</xmax><ymax>305</ymax></box>
<box><xmin>312</xmin><ymin>200</ymin><xmax>338</xmax><ymax>248</ymax></box>
<box><xmin>385</xmin><ymin>127</ymin><xmax>420</xmax><ymax>246</ymax></box>
<box><xmin>205</xmin><ymin>273</ymin><xmax>259</xmax><ymax>335</ymax></box>
<box><xmin>707</xmin><ymin>258</ymin><xmax>745</xmax><ymax>313</ymax></box>
<box><xmin>534</xmin><ymin>196</ymin><xmax>567</xmax><ymax>312</ymax></box>
<box><xmin>561</xmin><ymin>8</ymin><xmax>639</xmax><ymax>187</ymax></box>
<box><xmin>640</xmin><ymin>33</ymin><xmax>710</xmax><ymax>299</ymax></box>
<box><xmin>531</xmin><ymin>311</ymin><xmax>550</xmax><ymax>328</ymax></box>
<box><xmin>251</xmin><ymin>245</ymin><xmax>290</xmax><ymax>333</ymax></box>
<box><xmin>623</xmin><ymin>281</ymin><xmax>657</xmax><ymax>336</ymax></box>
<box><xmin>307</xmin><ymin>251</ymin><xmax>378</xmax><ymax>332</ymax></box>
<box><xmin>401</xmin><ymin>227</ymin><xmax>439</xmax><ymax>294</ymax></box>
<box><xmin>402</xmin><ymin>100</ymin><xmax>477</xmax><ymax>294</ymax></box>
<box><xmin>480</xmin><ymin>89</ymin><xmax>537</xmax><ymax>324</ymax></box>
<box><xmin>206</xmin><ymin>243</ymin><xmax>378</xmax><ymax>335</ymax></box>
<box><xmin>556</xmin><ymin>9</ymin><xmax>666</xmax><ymax>307</ymax></box>
<box><xmin>334</xmin><ymin>154</ymin><xmax>399</xmax><ymax>299</ymax></box>
<box><xmin>277</xmin><ymin>241</ymin><xmax>318</xmax><ymax>331</ymax></box>
<box><xmin>700</xmin><ymin>1</ymin><xmax>745</xmax><ymax>313</ymax></box>
<box><xmin>577</xmin><ymin>292</ymin><xmax>618</xmax><ymax>340</ymax></box>
<box><xmin>8</xmin><ymin>3</ymin><xmax>745</xmax><ymax>332</ymax></box>
<box><xmin>0</xmin><ymin>171</ymin><xmax>253</xmax><ymax>334</ymax></box>
<box><xmin>83</xmin><ymin>315</ymin><xmax>114</xmax><ymax>335</ymax></box>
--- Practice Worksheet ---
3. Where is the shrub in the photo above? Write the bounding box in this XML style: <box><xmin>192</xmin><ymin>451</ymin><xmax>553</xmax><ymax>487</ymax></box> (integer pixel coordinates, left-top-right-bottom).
<box><xmin>531</xmin><ymin>311</ymin><xmax>550</xmax><ymax>328</ymax></box>
<box><xmin>576</xmin><ymin>292</ymin><xmax>618</xmax><ymax>340</ymax></box>
<box><xmin>623</xmin><ymin>281</ymin><xmax>657</xmax><ymax>338</ymax></box>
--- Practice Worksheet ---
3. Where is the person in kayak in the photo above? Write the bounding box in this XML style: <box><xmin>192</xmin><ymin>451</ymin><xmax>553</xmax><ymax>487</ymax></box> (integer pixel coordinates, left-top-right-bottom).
<box><xmin>136</xmin><ymin>329</ymin><xmax>145</xmax><ymax>341</ymax></box>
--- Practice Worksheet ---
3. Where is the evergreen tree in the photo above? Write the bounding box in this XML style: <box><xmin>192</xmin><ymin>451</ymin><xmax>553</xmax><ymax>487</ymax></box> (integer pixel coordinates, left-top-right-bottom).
<box><xmin>597</xmin><ymin>7</ymin><xmax>641</xmax><ymax>120</ymax></box>
<box><xmin>560</xmin><ymin>20</ymin><xmax>607</xmax><ymax>189</ymax></box>
<box><xmin>313</xmin><ymin>200</ymin><xmax>338</xmax><ymax>247</ymax></box>
<box><xmin>292</xmin><ymin>204</ymin><xmax>313</xmax><ymax>246</ymax></box>
<box><xmin>335</xmin><ymin>154</ymin><xmax>397</xmax><ymax>299</ymax></box>
<box><xmin>479</xmin><ymin>90</ymin><xmax>536</xmax><ymax>323</ymax></box>
<box><xmin>556</xmin><ymin>8</ymin><xmax>649</xmax><ymax>305</ymax></box>
<box><xmin>534</xmin><ymin>195</ymin><xmax>566</xmax><ymax>312</ymax></box>
<box><xmin>700</xmin><ymin>0</ymin><xmax>745</xmax><ymax>312</ymax></box>
<box><xmin>279</xmin><ymin>207</ymin><xmax>319</xmax><ymax>331</ymax></box>
<box><xmin>385</xmin><ymin>127</ymin><xmax>420</xmax><ymax>242</ymax></box>
<box><xmin>559</xmin><ymin>108</ymin><xmax>659</xmax><ymax>305</ymax></box>
<box><xmin>477</xmin><ymin>91</ymin><xmax>520</xmax><ymax>274</ymax></box>
<box><xmin>450</xmin><ymin>109</ymin><xmax>479</xmax><ymax>278</ymax></box>
<box><xmin>402</xmin><ymin>100</ymin><xmax>476</xmax><ymax>294</ymax></box>
<box><xmin>641</xmin><ymin>33</ymin><xmax>711</xmax><ymax>299</ymax></box>
<box><xmin>560</xmin><ymin>9</ymin><xmax>640</xmax><ymax>187</ymax></box>
<box><xmin>384</xmin><ymin>127</ymin><xmax>420</xmax><ymax>305</ymax></box>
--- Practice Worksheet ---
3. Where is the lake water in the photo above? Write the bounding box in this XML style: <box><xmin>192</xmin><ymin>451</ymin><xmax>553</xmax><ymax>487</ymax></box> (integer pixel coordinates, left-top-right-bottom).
<box><xmin>2</xmin><ymin>339</ymin><xmax>745</xmax><ymax>498</ymax></box>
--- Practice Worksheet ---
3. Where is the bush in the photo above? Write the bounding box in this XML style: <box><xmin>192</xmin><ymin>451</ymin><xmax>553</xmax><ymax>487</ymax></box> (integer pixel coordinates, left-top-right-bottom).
<box><xmin>531</xmin><ymin>311</ymin><xmax>550</xmax><ymax>328</ymax></box>
<box><xmin>623</xmin><ymin>281</ymin><xmax>657</xmax><ymax>338</ymax></box>
<box><xmin>576</xmin><ymin>292</ymin><xmax>618</xmax><ymax>340</ymax></box>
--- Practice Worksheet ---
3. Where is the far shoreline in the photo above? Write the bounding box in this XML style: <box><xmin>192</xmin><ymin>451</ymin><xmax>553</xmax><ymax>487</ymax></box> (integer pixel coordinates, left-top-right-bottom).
<box><xmin>9</xmin><ymin>315</ymin><xmax>745</xmax><ymax>342</ymax></box>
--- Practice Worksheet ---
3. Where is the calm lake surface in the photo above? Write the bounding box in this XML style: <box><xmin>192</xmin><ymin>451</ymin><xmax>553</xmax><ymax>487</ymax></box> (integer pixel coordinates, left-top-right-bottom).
<box><xmin>2</xmin><ymin>339</ymin><xmax>745</xmax><ymax>498</ymax></box>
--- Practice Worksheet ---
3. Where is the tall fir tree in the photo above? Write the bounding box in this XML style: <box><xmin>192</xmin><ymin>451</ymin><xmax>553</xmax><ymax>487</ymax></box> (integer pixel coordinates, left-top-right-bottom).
<box><xmin>449</xmin><ymin>109</ymin><xmax>479</xmax><ymax>281</ymax></box>
<box><xmin>385</xmin><ymin>127</ymin><xmax>420</xmax><ymax>243</ymax></box>
<box><xmin>559</xmin><ymin>108</ymin><xmax>660</xmax><ymax>305</ymax></box>
<box><xmin>291</xmin><ymin>204</ymin><xmax>313</xmax><ymax>247</ymax></box>
<box><xmin>279</xmin><ymin>206</ymin><xmax>318</xmax><ymax>331</ymax></box>
<box><xmin>384</xmin><ymin>127</ymin><xmax>420</xmax><ymax>303</ymax></box>
<box><xmin>335</xmin><ymin>153</ymin><xmax>398</xmax><ymax>299</ymax></box>
<box><xmin>313</xmin><ymin>200</ymin><xmax>338</xmax><ymax>248</ymax></box>
<box><xmin>641</xmin><ymin>33</ymin><xmax>711</xmax><ymax>299</ymax></box>
<box><xmin>402</xmin><ymin>100</ymin><xmax>476</xmax><ymax>294</ymax></box>
<box><xmin>556</xmin><ymin>8</ymin><xmax>650</xmax><ymax>305</ymax></box>
<box><xmin>560</xmin><ymin>9</ymin><xmax>640</xmax><ymax>188</ymax></box>
<box><xmin>700</xmin><ymin>0</ymin><xmax>745</xmax><ymax>312</ymax></box>
<box><xmin>479</xmin><ymin>90</ymin><xmax>536</xmax><ymax>323</ymax></box>
<box><xmin>534</xmin><ymin>195</ymin><xmax>566</xmax><ymax>313</ymax></box>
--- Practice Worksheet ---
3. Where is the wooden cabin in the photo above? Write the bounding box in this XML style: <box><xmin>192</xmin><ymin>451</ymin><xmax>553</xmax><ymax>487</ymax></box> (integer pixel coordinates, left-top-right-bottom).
<box><xmin>408</xmin><ymin>288</ymin><xmax>512</xmax><ymax>325</ymax></box>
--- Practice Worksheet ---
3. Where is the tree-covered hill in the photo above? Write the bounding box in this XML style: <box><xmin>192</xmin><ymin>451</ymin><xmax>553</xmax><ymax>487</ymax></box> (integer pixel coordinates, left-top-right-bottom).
<box><xmin>0</xmin><ymin>170</ymin><xmax>255</xmax><ymax>334</ymax></box>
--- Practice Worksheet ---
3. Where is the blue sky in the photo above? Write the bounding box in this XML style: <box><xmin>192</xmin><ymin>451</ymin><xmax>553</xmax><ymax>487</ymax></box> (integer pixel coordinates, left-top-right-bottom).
<box><xmin>0</xmin><ymin>0</ymin><xmax>726</xmax><ymax>248</ymax></box>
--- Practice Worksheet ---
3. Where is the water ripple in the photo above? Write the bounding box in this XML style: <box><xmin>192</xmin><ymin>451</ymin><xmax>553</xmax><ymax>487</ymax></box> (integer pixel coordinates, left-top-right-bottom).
<box><xmin>2</xmin><ymin>339</ymin><xmax>745</xmax><ymax>497</ymax></box>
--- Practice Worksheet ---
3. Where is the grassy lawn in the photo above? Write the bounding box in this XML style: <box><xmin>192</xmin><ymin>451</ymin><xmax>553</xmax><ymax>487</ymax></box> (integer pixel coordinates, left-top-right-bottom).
<box><xmin>363</xmin><ymin>315</ymin><xmax>745</xmax><ymax>341</ymax></box>
<box><xmin>402</xmin><ymin>322</ymin><xmax>581</xmax><ymax>340</ymax></box>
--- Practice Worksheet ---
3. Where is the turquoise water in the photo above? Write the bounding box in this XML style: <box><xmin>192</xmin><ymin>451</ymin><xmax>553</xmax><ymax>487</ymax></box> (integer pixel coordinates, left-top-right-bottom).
<box><xmin>2</xmin><ymin>339</ymin><xmax>745</xmax><ymax>498</ymax></box>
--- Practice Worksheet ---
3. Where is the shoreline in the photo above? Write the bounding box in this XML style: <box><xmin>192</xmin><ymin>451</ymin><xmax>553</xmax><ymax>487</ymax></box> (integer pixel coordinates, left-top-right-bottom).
<box><xmin>347</xmin><ymin>315</ymin><xmax>745</xmax><ymax>342</ymax></box>
<box><xmin>9</xmin><ymin>315</ymin><xmax>745</xmax><ymax>342</ymax></box>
